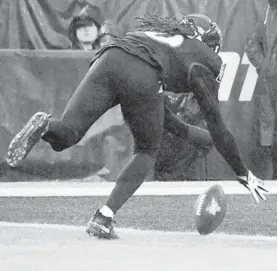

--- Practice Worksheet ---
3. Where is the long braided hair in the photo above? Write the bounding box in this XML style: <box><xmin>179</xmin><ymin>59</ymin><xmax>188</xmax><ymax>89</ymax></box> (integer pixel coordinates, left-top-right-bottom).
<box><xmin>133</xmin><ymin>14</ymin><xmax>197</xmax><ymax>37</ymax></box>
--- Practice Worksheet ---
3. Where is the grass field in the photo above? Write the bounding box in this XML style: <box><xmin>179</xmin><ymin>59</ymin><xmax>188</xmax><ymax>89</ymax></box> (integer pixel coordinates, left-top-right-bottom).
<box><xmin>0</xmin><ymin>182</ymin><xmax>277</xmax><ymax>271</ymax></box>
<box><xmin>0</xmin><ymin>195</ymin><xmax>277</xmax><ymax>236</ymax></box>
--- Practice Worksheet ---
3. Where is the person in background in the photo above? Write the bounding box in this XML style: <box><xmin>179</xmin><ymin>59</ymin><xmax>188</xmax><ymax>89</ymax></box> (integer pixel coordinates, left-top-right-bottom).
<box><xmin>245</xmin><ymin>0</ymin><xmax>277</xmax><ymax>179</ymax></box>
<box><xmin>68</xmin><ymin>5</ymin><xmax>104</xmax><ymax>50</ymax></box>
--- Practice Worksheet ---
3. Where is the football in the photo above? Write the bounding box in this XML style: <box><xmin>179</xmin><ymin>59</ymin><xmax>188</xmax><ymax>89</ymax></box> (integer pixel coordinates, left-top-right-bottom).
<box><xmin>193</xmin><ymin>184</ymin><xmax>227</xmax><ymax>235</ymax></box>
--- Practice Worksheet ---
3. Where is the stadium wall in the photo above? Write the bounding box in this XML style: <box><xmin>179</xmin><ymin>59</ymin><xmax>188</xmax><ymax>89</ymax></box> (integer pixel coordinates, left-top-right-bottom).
<box><xmin>0</xmin><ymin>0</ymin><xmax>274</xmax><ymax>182</ymax></box>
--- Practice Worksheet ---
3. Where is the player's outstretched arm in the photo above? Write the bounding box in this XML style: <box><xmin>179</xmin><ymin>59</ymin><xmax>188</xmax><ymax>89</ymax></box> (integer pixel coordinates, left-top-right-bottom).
<box><xmin>203</xmin><ymin>105</ymin><xmax>269</xmax><ymax>203</ymax></box>
<box><xmin>188</xmin><ymin>63</ymin><xmax>269</xmax><ymax>202</ymax></box>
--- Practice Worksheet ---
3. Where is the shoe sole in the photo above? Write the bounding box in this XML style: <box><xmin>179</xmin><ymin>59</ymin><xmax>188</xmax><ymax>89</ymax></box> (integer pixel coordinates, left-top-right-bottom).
<box><xmin>86</xmin><ymin>222</ymin><xmax>118</xmax><ymax>240</ymax></box>
<box><xmin>6</xmin><ymin>112</ymin><xmax>50</xmax><ymax>167</ymax></box>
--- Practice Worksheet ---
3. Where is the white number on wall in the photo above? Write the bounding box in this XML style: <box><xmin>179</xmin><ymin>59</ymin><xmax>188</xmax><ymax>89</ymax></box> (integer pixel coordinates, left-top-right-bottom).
<box><xmin>218</xmin><ymin>52</ymin><xmax>258</xmax><ymax>101</ymax></box>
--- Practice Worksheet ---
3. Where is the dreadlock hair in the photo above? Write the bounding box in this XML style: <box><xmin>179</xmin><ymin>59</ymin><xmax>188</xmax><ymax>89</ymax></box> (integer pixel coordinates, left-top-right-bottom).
<box><xmin>133</xmin><ymin>14</ymin><xmax>196</xmax><ymax>37</ymax></box>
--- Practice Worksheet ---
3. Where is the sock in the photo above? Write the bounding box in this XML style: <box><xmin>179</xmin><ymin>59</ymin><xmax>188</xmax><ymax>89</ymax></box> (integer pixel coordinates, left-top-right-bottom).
<box><xmin>106</xmin><ymin>153</ymin><xmax>156</xmax><ymax>214</ymax></box>
<box><xmin>99</xmin><ymin>205</ymin><xmax>114</xmax><ymax>218</ymax></box>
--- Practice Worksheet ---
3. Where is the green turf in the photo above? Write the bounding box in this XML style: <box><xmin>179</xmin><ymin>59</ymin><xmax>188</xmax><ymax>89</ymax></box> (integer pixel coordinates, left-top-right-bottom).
<box><xmin>0</xmin><ymin>195</ymin><xmax>276</xmax><ymax>236</ymax></box>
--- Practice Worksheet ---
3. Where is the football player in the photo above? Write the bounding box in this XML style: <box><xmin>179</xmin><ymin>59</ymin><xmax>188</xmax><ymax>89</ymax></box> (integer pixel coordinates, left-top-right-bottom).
<box><xmin>6</xmin><ymin>14</ymin><xmax>269</xmax><ymax>239</ymax></box>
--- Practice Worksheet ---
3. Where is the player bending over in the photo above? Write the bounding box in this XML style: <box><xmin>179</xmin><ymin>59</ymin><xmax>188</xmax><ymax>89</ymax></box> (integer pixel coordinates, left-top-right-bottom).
<box><xmin>6</xmin><ymin>14</ymin><xmax>268</xmax><ymax>239</ymax></box>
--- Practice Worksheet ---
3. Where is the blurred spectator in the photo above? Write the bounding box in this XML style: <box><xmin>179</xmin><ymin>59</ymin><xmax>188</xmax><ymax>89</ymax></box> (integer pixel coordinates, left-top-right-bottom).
<box><xmin>245</xmin><ymin>0</ymin><xmax>277</xmax><ymax>179</ymax></box>
<box><xmin>68</xmin><ymin>5</ymin><xmax>122</xmax><ymax>51</ymax></box>
<box><xmin>68</xmin><ymin>5</ymin><xmax>104</xmax><ymax>50</ymax></box>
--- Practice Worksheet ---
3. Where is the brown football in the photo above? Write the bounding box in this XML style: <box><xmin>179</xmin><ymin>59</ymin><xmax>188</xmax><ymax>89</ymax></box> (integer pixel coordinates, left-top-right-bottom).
<box><xmin>194</xmin><ymin>184</ymin><xmax>227</xmax><ymax>235</ymax></box>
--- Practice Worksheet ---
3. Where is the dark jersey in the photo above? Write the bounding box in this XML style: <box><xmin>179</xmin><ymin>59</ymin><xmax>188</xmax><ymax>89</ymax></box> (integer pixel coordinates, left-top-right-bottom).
<box><xmin>91</xmin><ymin>31</ymin><xmax>223</xmax><ymax>93</ymax></box>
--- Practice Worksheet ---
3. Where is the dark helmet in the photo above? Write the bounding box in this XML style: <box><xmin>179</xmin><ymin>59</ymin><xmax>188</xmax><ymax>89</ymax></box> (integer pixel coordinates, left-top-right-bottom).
<box><xmin>180</xmin><ymin>14</ymin><xmax>222</xmax><ymax>53</ymax></box>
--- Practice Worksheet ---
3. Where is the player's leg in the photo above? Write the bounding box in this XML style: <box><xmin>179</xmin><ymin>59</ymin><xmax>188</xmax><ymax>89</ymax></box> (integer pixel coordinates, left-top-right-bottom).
<box><xmin>42</xmin><ymin>54</ymin><xmax>118</xmax><ymax>151</ymax></box>
<box><xmin>105</xmin><ymin>93</ymin><xmax>164</xmax><ymax>213</ymax></box>
<box><xmin>163</xmin><ymin>103</ymin><xmax>213</xmax><ymax>151</ymax></box>
<box><xmin>6</xmin><ymin>51</ymin><xmax>117</xmax><ymax>167</ymax></box>
<box><xmin>187</xmin><ymin>62</ymin><xmax>248</xmax><ymax>177</ymax></box>
<box><xmin>86</xmin><ymin>50</ymin><xmax>164</xmax><ymax>239</ymax></box>
<box><xmin>87</xmin><ymin>100</ymin><xmax>164</xmax><ymax>239</ymax></box>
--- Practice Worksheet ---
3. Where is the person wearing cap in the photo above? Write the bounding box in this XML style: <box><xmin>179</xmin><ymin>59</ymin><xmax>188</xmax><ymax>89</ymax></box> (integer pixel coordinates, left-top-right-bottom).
<box><xmin>68</xmin><ymin>5</ymin><xmax>104</xmax><ymax>50</ymax></box>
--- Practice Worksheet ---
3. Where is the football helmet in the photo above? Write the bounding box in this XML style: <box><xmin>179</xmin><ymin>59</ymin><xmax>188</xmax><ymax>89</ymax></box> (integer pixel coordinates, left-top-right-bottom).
<box><xmin>180</xmin><ymin>14</ymin><xmax>222</xmax><ymax>54</ymax></box>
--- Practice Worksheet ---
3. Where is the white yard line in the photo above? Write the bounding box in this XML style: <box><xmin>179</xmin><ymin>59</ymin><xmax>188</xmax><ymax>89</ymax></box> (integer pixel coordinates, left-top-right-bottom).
<box><xmin>0</xmin><ymin>221</ymin><xmax>276</xmax><ymax>242</ymax></box>
<box><xmin>0</xmin><ymin>181</ymin><xmax>276</xmax><ymax>197</ymax></box>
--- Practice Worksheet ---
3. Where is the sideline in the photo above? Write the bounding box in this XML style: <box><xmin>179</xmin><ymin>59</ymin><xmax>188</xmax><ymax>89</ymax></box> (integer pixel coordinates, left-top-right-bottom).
<box><xmin>0</xmin><ymin>181</ymin><xmax>276</xmax><ymax>197</ymax></box>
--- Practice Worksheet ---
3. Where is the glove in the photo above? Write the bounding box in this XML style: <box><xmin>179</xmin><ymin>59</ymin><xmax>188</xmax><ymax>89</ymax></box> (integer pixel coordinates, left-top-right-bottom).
<box><xmin>238</xmin><ymin>170</ymin><xmax>269</xmax><ymax>203</ymax></box>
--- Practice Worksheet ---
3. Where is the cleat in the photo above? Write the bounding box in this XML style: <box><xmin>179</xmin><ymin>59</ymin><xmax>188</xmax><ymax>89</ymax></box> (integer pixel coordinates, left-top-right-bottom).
<box><xmin>86</xmin><ymin>209</ymin><xmax>118</xmax><ymax>239</ymax></box>
<box><xmin>6</xmin><ymin>112</ymin><xmax>51</xmax><ymax>167</ymax></box>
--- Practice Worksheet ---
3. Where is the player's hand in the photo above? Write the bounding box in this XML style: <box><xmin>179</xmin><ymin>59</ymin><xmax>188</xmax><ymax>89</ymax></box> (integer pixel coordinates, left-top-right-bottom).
<box><xmin>238</xmin><ymin>170</ymin><xmax>269</xmax><ymax>203</ymax></box>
